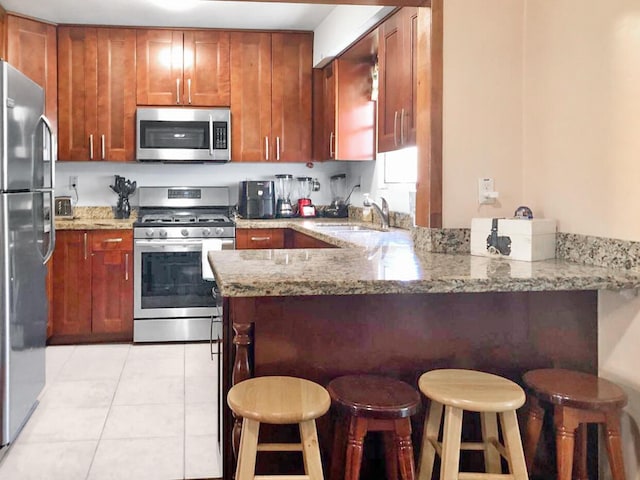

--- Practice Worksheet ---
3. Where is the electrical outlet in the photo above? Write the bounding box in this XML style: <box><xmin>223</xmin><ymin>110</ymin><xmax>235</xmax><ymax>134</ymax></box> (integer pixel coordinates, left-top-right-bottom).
<box><xmin>69</xmin><ymin>175</ymin><xmax>78</xmax><ymax>189</ymax></box>
<box><xmin>355</xmin><ymin>175</ymin><xmax>362</xmax><ymax>188</ymax></box>
<box><xmin>478</xmin><ymin>177</ymin><xmax>495</xmax><ymax>204</ymax></box>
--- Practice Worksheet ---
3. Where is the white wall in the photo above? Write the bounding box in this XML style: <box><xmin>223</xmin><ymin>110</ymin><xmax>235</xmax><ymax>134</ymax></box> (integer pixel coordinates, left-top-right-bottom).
<box><xmin>441</xmin><ymin>0</ymin><xmax>526</xmax><ymax>228</ymax></box>
<box><xmin>55</xmin><ymin>161</ymin><xmax>354</xmax><ymax>208</ymax></box>
<box><xmin>312</xmin><ymin>5</ymin><xmax>394</xmax><ymax>67</ymax></box>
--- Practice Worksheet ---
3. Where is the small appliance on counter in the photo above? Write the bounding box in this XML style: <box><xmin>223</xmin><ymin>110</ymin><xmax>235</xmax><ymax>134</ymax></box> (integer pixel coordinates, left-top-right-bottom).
<box><xmin>54</xmin><ymin>196</ymin><xmax>73</xmax><ymax>218</ymax></box>
<box><xmin>274</xmin><ymin>174</ymin><xmax>294</xmax><ymax>218</ymax></box>
<box><xmin>238</xmin><ymin>180</ymin><xmax>275</xmax><ymax>219</ymax></box>
<box><xmin>324</xmin><ymin>174</ymin><xmax>349</xmax><ymax>218</ymax></box>
<box><xmin>296</xmin><ymin>176</ymin><xmax>316</xmax><ymax>217</ymax></box>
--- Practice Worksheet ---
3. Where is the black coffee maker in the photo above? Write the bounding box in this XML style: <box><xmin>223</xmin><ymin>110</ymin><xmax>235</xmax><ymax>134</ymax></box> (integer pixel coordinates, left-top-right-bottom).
<box><xmin>238</xmin><ymin>181</ymin><xmax>275</xmax><ymax>219</ymax></box>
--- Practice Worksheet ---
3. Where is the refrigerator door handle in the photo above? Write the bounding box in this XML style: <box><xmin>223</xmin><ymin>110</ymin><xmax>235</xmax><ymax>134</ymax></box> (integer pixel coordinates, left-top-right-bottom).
<box><xmin>39</xmin><ymin>115</ymin><xmax>56</xmax><ymax>190</ymax></box>
<box><xmin>42</xmin><ymin>190</ymin><xmax>56</xmax><ymax>264</ymax></box>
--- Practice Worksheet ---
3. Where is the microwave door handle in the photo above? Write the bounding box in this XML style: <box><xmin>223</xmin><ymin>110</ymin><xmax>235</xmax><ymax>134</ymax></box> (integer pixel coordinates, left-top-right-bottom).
<box><xmin>208</xmin><ymin>115</ymin><xmax>214</xmax><ymax>156</ymax></box>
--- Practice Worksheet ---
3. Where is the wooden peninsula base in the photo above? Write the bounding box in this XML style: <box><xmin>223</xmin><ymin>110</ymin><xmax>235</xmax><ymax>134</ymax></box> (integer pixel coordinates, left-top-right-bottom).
<box><xmin>222</xmin><ymin>290</ymin><xmax>598</xmax><ymax>479</ymax></box>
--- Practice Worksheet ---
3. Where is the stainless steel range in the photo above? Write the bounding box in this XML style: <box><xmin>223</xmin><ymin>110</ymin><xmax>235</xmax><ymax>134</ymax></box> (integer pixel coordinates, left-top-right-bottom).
<box><xmin>133</xmin><ymin>186</ymin><xmax>235</xmax><ymax>342</ymax></box>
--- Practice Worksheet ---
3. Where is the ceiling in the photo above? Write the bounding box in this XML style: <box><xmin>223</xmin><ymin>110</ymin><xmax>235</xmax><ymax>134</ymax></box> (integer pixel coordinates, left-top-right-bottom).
<box><xmin>1</xmin><ymin>0</ymin><xmax>339</xmax><ymax>31</ymax></box>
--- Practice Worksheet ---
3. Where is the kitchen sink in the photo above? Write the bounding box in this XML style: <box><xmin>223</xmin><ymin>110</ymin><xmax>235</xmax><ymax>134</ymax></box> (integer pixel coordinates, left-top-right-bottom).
<box><xmin>312</xmin><ymin>224</ymin><xmax>380</xmax><ymax>233</ymax></box>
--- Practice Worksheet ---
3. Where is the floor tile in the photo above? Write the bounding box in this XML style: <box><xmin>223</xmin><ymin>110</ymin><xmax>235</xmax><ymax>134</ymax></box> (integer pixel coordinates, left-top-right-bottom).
<box><xmin>18</xmin><ymin>406</ymin><xmax>109</xmax><ymax>444</ymax></box>
<box><xmin>185</xmin><ymin>402</ymin><xmax>218</xmax><ymax>437</ymax></box>
<box><xmin>0</xmin><ymin>440</ymin><xmax>97</xmax><ymax>480</ymax></box>
<box><xmin>113</xmin><ymin>376</ymin><xmax>184</xmax><ymax>405</ymax></box>
<box><xmin>45</xmin><ymin>345</ymin><xmax>76</xmax><ymax>385</ymax></box>
<box><xmin>57</xmin><ymin>344</ymin><xmax>129</xmax><ymax>381</ymax></box>
<box><xmin>101</xmin><ymin>404</ymin><xmax>184</xmax><ymax>439</ymax></box>
<box><xmin>185</xmin><ymin>343</ymin><xmax>218</xmax><ymax>377</ymax></box>
<box><xmin>120</xmin><ymin>356</ymin><xmax>184</xmax><ymax>380</ymax></box>
<box><xmin>185</xmin><ymin>375</ymin><xmax>218</xmax><ymax>404</ymax></box>
<box><xmin>185</xmin><ymin>435</ymin><xmax>222</xmax><ymax>479</ymax></box>
<box><xmin>38</xmin><ymin>379</ymin><xmax>118</xmax><ymax>408</ymax></box>
<box><xmin>127</xmin><ymin>343</ymin><xmax>184</xmax><ymax>360</ymax></box>
<box><xmin>87</xmin><ymin>437</ymin><xmax>183</xmax><ymax>480</ymax></box>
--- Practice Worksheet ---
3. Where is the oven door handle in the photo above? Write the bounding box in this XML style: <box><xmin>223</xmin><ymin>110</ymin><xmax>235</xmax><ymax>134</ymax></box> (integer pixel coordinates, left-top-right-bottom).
<box><xmin>136</xmin><ymin>240</ymin><xmax>205</xmax><ymax>247</ymax></box>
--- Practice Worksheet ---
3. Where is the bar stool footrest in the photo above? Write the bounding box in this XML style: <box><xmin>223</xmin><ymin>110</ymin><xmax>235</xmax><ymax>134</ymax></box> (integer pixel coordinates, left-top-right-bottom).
<box><xmin>255</xmin><ymin>476</ymin><xmax>311</xmax><ymax>480</ymax></box>
<box><xmin>458</xmin><ymin>474</ymin><xmax>515</xmax><ymax>480</ymax></box>
<box><xmin>257</xmin><ymin>443</ymin><xmax>304</xmax><ymax>452</ymax></box>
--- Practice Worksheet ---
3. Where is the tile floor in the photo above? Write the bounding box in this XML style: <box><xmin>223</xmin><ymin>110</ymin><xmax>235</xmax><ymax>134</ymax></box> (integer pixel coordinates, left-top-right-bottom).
<box><xmin>0</xmin><ymin>343</ymin><xmax>222</xmax><ymax>480</ymax></box>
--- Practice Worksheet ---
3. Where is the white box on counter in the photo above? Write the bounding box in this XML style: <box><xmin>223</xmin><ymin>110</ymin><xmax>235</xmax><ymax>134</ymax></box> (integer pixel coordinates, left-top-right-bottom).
<box><xmin>470</xmin><ymin>217</ymin><xmax>557</xmax><ymax>262</ymax></box>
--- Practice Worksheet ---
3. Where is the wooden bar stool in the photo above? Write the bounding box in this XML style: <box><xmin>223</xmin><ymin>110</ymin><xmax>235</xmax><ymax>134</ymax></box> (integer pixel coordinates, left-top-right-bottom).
<box><xmin>417</xmin><ymin>369</ymin><xmax>528</xmax><ymax>480</ymax></box>
<box><xmin>227</xmin><ymin>375</ymin><xmax>331</xmax><ymax>480</ymax></box>
<box><xmin>327</xmin><ymin>374</ymin><xmax>421</xmax><ymax>480</ymax></box>
<box><xmin>522</xmin><ymin>368</ymin><xmax>628</xmax><ymax>480</ymax></box>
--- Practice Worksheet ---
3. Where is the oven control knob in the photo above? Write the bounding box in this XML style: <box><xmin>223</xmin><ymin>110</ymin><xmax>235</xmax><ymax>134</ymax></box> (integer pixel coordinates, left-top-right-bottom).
<box><xmin>181</xmin><ymin>229</ymin><xmax>189</xmax><ymax>237</ymax></box>
<box><xmin>215</xmin><ymin>227</ymin><xmax>225</xmax><ymax>236</ymax></box>
<box><xmin>202</xmin><ymin>228</ymin><xmax>211</xmax><ymax>237</ymax></box>
<box><xmin>159</xmin><ymin>230</ymin><xmax>168</xmax><ymax>238</ymax></box>
<box><xmin>145</xmin><ymin>229</ymin><xmax>154</xmax><ymax>238</ymax></box>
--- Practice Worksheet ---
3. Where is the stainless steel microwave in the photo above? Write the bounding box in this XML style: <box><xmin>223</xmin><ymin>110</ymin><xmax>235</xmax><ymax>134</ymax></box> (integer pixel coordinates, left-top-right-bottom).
<box><xmin>136</xmin><ymin>107</ymin><xmax>231</xmax><ymax>162</ymax></box>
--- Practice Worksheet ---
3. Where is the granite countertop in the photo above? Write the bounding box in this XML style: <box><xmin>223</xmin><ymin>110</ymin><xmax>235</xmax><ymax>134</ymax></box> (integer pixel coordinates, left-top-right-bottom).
<box><xmin>209</xmin><ymin>219</ymin><xmax>640</xmax><ymax>297</ymax></box>
<box><xmin>55</xmin><ymin>207</ymin><xmax>137</xmax><ymax>230</ymax></box>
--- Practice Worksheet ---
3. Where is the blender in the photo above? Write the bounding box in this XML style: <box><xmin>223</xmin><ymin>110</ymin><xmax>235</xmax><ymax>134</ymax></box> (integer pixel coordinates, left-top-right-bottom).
<box><xmin>325</xmin><ymin>173</ymin><xmax>349</xmax><ymax>218</ymax></box>
<box><xmin>275</xmin><ymin>174</ymin><xmax>294</xmax><ymax>218</ymax></box>
<box><xmin>296</xmin><ymin>176</ymin><xmax>316</xmax><ymax>217</ymax></box>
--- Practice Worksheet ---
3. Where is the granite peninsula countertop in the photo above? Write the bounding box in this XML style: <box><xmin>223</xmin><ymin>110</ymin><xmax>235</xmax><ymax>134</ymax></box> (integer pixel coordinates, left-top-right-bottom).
<box><xmin>55</xmin><ymin>207</ymin><xmax>137</xmax><ymax>230</ymax></box>
<box><xmin>209</xmin><ymin>219</ymin><xmax>640</xmax><ymax>297</ymax></box>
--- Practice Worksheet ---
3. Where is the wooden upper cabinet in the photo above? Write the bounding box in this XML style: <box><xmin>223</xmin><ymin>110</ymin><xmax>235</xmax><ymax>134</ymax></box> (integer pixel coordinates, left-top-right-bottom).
<box><xmin>137</xmin><ymin>29</ymin><xmax>230</xmax><ymax>106</ymax></box>
<box><xmin>231</xmin><ymin>32</ymin><xmax>312</xmax><ymax>163</ymax></box>
<box><xmin>58</xmin><ymin>27</ymin><xmax>136</xmax><ymax>162</ymax></box>
<box><xmin>271</xmin><ymin>32</ymin><xmax>312</xmax><ymax>162</ymax></box>
<box><xmin>314</xmin><ymin>28</ymin><xmax>377</xmax><ymax>162</ymax></box>
<box><xmin>378</xmin><ymin>7</ymin><xmax>418</xmax><ymax>153</ymax></box>
<box><xmin>5</xmin><ymin>15</ymin><xmax>57</xmax><ymax>134</ymax></box>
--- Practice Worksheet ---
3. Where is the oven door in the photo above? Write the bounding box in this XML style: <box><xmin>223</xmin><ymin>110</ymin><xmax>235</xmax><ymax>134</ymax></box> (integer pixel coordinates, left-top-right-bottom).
<box><xmin>133</xmin><ymin>238</ymin><xmax>233</xmax><ymax>319</ymax></box>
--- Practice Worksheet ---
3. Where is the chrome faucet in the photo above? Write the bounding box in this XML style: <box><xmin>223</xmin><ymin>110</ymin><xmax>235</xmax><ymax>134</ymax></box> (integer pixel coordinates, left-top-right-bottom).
<box><xmin>363</xmin><ymin>196</ymin><xmax>390</xmax><ymax>231</ymax></box>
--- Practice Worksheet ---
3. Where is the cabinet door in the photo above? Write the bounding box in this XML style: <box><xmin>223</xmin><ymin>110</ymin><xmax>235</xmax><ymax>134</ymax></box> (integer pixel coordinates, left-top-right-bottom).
<box><xmin>58</xmin><ymin>27</ymin><xmax>98</xmax><ymax>161</ymax></box>
<box><xmin>51</xmin><ymin>231</ymin><xmax>92</xmax><ymax>336</ymax></box>
<box><xmin>97</xmin><ymin>28</ymin><xmax>136</xmax><ymax>162</ymax></box>
<box><xmin>90</xmin><ymin>231</ymin><xmax>133</xmax><ymax>336</ymax></box>
<box><xmin>6</xmin><ymin>15</ymin><xmax>57</xmax><ymax>135</ymax></box>
<box><xmin>271</xmin><ymin>32</ymin><xmax>312</xmax><ymax>162</ymax></box>
<box><xmin>230</xmin><ymin>32</ymin><xmax>272</xmax><ymax>162</ymax></box>
<box><xmin>183</xmin><ymin>30</ymin><xmax>230</xmax><ymax>106</ymax></box>
<box><xmin>287</xmin><ymin>231</ymin><xmax>335</xmax><ymax>249</ymax></box>
<box><xmin>378</xmin><ymin>7</ymin><xmax>418</xmax><ymax>153</ymax></box>
<box><xmin>137</xmin><ymin>29</ymin><xmax>184</xmax><ymax>105</ymax></box>
<box><xmin>46</xmin><ymin>258</ymin><xmax>54</xmax><ymax>339</ymax></box>
<box><xmin>236</xmin><ymin>229</ymin><xmax>285</xmax><ymax>249</ymax></box>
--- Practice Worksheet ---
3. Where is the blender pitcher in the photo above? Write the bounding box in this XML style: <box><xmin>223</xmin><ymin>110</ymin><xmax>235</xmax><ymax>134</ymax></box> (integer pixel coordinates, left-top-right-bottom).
<box><xmin>275</xmin><ymin>174</ymin><xmax>293</xmax><ymax>218</ymax></box>
<box><xmin>296</xmin><ymin>176</ymin><xmax>316</xmax><ymax>217</ymax></box>
<box><xmin>325</xmin><ymin>174</ymin><xmax>348</xmax><ymax>218</ymax></box>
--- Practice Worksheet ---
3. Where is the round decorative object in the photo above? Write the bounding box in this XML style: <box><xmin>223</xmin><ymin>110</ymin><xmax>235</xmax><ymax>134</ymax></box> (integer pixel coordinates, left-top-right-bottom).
<box><xmin>514</xmin><ymin>205</ymin><xmax>533</xmax><ymax>219</ymax></box>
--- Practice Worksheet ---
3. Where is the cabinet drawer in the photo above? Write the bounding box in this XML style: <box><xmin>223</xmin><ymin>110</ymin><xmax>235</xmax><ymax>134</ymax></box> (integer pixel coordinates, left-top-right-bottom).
<box><xmin>236</xmin><ymin>228</ymin><xmax>285</xmax><ymax>249</ymax></box>
<box><xmin>90</xmin><ymin>230</ymin><xmax>133</xmax><ymax>251</ymax></box>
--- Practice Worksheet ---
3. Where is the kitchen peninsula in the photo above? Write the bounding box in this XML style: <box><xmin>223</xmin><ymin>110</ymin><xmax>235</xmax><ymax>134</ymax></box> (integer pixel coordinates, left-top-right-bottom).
<box><xmin>209</xmin><ymin>221</ymin><xmax>640</xmax><ymax>478</ymax></box>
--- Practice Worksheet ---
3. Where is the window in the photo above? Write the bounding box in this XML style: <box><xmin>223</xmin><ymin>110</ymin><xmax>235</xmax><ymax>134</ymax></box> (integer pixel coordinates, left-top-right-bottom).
<box><xmin>382</xmin><ymin>146</ymin><xmax>417</xmax><ymax>184</ymax></box>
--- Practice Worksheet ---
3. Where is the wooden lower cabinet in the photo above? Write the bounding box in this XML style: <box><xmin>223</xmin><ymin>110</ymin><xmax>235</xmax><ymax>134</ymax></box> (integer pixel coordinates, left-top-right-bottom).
<box><xmin>236</xmin><ymin>228</ymin><xmax>285</xmax><ymax>249</ymax></box>
<box><xmin>50</xmin><ymin>230</ymin><xmax>133</xmax><ymax>343</ymax></box>
<box><xmin>285</xmin><ymin>230</ymin><xmax>336</xmax><ymax>249</ymax></box>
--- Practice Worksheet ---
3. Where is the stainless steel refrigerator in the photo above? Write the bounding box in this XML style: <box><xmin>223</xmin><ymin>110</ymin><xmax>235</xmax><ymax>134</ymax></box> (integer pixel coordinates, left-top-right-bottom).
<box><xmin>0</xmin><ymin>61</ymin><xmax>55</xmax><ymax>449</ymax></box>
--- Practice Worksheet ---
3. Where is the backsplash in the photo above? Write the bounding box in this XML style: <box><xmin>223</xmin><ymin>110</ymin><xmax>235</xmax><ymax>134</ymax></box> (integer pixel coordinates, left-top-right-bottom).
<box><xmin>556</xmin><ymin>233</ymin><xmax>640</xmax><ymax>271</ymax></box>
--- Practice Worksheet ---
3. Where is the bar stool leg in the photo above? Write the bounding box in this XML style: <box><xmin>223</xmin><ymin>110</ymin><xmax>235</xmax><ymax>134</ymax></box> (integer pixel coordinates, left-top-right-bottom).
<box><xmin>440</xmin><ymin>405</ymin><xmax>463</xmax><ymax>480</ymax></box>
<box><xmin>604</xmin><ymin>412</ymin><xmax>627</xmax><ymax>480</ymax></box>
<box><xmin>499</xmin><ymin>410</ymin><xmax>528</xmax><ymax>480</ymax></box>
<box><xmin>573</xmin><ymin>423</ymin><xmax>588</xmax><ymax>480</ymax></box>
<box><xmin>395</xmin><ymin>418</ymin><xmax>416</xmax><ymax>480</ymax></box>
<box><xmin>330</xmin><ymin>415</ymin><xmax>348</xmax><ymax>480</ymax></box>
<box><xmin>480</xmin><ymin>412</ymin><xmax>501</xmax><ymax>473</ymax></box>
<box><xmin>418</xmin><ymin>401</ymin><xmax>443</xmax><ymax>480</ymax></box>
<box><xmin>383</xmin><ymin>431</ymin><xmax>399</xmax><ymax>480</ymax></box>
<box><xmin>236</xmin><ymin>418</ymin><xmax>260</xmax><ymax>480</ymax></box>
<box><xmin>523</xmin><ymin>397</ymin><xmax>544</xmax><ymax>472</ymax></box>
<box><xmin>300</xmin><ymin>419</ymin><xmax>325</xmax><ymax>480</ymax></box>
<box><xmin>345</xmin><ymin>416</ymin><xmax>368</xmax><ymax>480</ymax></box>
<box><xmin>554</xmin><ymin>406</ymin><xmax>580</xmax><ymax>480</ymax></box>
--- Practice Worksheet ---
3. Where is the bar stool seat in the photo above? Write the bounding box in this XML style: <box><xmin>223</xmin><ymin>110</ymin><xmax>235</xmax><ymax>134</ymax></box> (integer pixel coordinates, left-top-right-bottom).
<box><xmin>227</xmin><ymin>376</ymin><xmax>331</xmax><ymax>480</ymax></box>
<box><xmin>523</xmin><ymin>368</ymin><xmax>628</xmax><ymax>480</ymax></box>
<box><xmin>417</xmin><ymin>369</ymin><xmax>528</xmax><ymax>480</ymax></box>
<box><xmin>327</xmin><ymin>374</ymin><xmax>421</xmax><ymax>480</ymax></box>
